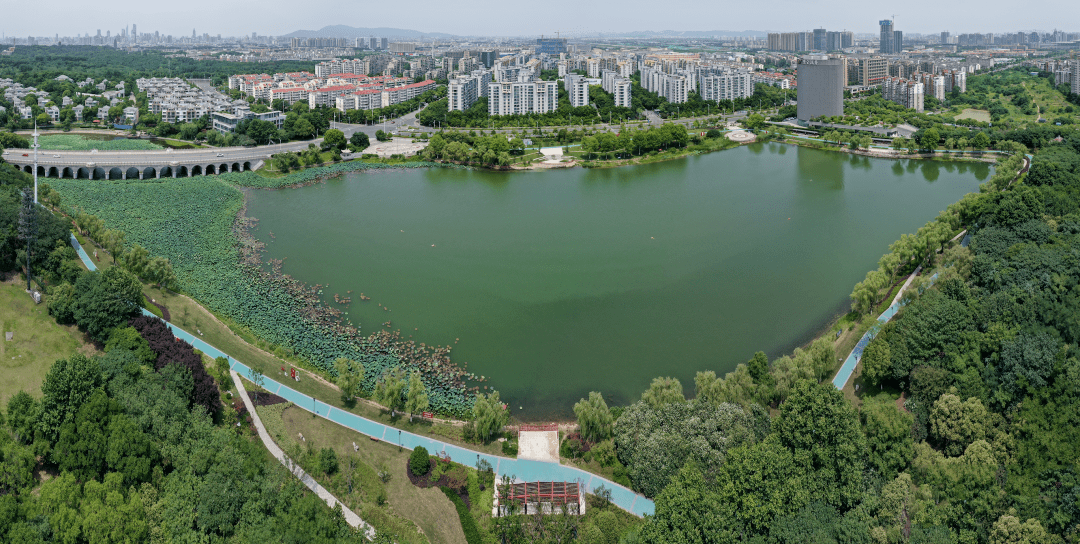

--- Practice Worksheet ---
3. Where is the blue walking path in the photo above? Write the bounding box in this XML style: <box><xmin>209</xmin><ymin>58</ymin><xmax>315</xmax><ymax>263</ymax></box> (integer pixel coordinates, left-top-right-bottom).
<box><xmin>70</xmin><ymin>235</ymin><xmax>654</xmax><ymax>517</ymax></box>
<box><xmin>831</xmin><ymin>271</ymin><xmax>938</xmax><ymax>389</ymax></box>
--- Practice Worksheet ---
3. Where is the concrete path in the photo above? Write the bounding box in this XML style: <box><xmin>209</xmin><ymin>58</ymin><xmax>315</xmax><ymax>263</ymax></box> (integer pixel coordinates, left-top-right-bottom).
<box><xmin>231</xmin><ymin>369</ymin><xmax>376</xmax><ymax>540</ymax></box>
<box><xmin>69</xmin><ymin>233</ymin><xmax>654</xmax><ymax>518</ymax></box>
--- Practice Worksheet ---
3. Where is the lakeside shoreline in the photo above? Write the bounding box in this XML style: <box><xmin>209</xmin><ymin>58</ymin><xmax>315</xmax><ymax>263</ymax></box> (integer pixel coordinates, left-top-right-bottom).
<box><xmin>224</xmin><ymin>144</ymin><xmax>994</xmax><ymax>423</ymax></box>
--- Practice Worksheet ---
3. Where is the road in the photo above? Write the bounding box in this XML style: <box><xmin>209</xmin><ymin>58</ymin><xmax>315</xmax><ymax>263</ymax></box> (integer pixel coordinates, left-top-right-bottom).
<box><xmin>2</xmin><ymin>140</ymin><xmax>319</xmax><ymax>170</ymax></box>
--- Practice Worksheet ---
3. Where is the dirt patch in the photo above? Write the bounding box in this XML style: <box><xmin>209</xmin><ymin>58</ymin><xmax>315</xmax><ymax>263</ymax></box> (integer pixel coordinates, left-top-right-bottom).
<box><xmin>249</xmin><ymin>391</ymin><xmax>287</xmax><ymax>406</ymax></box>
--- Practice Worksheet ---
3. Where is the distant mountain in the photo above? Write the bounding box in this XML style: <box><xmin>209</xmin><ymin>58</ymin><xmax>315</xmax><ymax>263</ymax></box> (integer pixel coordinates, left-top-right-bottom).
<box><xmin>281</xmin><ymin>25</ymin><xmax>456</xmax><ymax>39</ymax></box>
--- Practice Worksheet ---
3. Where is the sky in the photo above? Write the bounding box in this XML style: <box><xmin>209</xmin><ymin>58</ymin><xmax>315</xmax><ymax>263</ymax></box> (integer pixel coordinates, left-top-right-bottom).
<box><xmin>4</xmin><ymin>0</ymin><xmax>1079</xmax><ymax>39</ymax></box>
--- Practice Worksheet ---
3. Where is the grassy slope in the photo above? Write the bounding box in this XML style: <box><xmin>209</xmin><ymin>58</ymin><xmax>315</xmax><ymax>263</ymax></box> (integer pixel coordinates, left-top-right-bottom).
<box><xmin>0</xmin><ymin>281</ymin><xmax>98</xmax><ymax>404</ymax></box>
<box><xmin>259</xmin><ymin>404</ymin><xmax>467</xmax><ymax>544</ymax></box>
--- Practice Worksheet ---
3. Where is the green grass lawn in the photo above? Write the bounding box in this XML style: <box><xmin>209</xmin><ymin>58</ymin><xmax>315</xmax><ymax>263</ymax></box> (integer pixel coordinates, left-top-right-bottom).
<box><xmin>259</xmin><ymin>403</ymin><xmax>467</xmax><ymax>544</ymax></box>
<box><xmin>955</xmin><ymin>109</ymin><xmax>991</xmax><ymax>123</ymax></box>
<box><xmin>0</xmin><ymin>281</ymin><xmax>98</xmax><ymax>404</ymax></box>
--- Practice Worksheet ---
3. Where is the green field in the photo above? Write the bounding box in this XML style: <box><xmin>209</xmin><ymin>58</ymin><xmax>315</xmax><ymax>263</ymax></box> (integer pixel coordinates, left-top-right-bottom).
<box><xmin>38</xmin><ymin>134</ymin><xmax>163</xmax><ymax>151</ymax></box>
<box><xmin>0</xmin><ymin>281</ymin><xmax>97</xmax><ymax>404</ymax></box>
<box><xmin>954</xmin><ymin>108</ymin><xmax>991</xmax><ymax>123</ymax></box>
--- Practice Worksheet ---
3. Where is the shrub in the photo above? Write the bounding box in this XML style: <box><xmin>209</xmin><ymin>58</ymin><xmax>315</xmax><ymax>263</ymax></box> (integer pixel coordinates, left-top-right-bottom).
<box><xmin>410</xmin><ymin>446</ymin><xmax>430</xmax><ymax>477</ymax></box>
<box><xmin>319</xmin><ymin>447</ymin><xmax>339</xmax><ymax>475</ymax></box>
<box><xmin>441</xmin><ymin>487</ymin><xmax>483</xmax><ymax>544</ymax></box>
<box><xmin>561</xmin><ymin>438</ymin><xmax>583</xmax><ymax>459</ymax></box>
<box><xmin>502</xmin><ymin>440</ymin><xmax>518</xmax><ymax>456</ymax></box>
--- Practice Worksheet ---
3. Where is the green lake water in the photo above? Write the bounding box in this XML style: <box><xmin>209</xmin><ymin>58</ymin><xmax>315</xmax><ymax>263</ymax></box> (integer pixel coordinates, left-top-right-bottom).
<box><xmin>245</xmin><ymin>143</ymin><xmax>989</xmax><ymax>418</ymax></box>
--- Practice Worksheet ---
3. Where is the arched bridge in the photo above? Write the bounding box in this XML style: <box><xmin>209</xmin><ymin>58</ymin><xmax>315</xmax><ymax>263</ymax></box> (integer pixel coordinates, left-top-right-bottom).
<box><xmin>1</xmin><ymin>141</ymin><xmax>317</xmax><ymax>180</ymax></box>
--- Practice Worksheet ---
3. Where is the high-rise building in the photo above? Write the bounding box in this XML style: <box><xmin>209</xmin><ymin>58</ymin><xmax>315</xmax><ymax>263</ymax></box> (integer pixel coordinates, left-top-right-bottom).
<box><xmin>940</xmin><ymin>31</ymin><xmax>950</xmax><ymax>44</ymax></box>
<box><xmin>796</xmin><ymin>55</ymin><xmax>845</xmax><ymax>121</ymax></box>
<box><xmin>893</xmin><ymin>31</ymin><xmax>904</xmax><ymax>53</ymax></box>
<box><xmin>879</xmin><ymin>20</ymin><xmax>893</xmax><ymax>54</ymax></box>
<box><xmin>369</xmin><ymin>37</ymin><xmax>378</xmax><ymax>50</ymax></box>
<box><xmin>479</xmin><ymin>51</ymin><xmax>498</xmax><ymax>69</ymax></box>
<box><xmin>536</xmin><ymin>37</ymin><xmax>568</xmax><ymax>56</ymax></box>
<box><xmin>488</xmin><ymin>81</ymin><xmax>559</xmax><ymax>116</ymax></box>
<box><xmin>565</xmin><ymin>74</ymin><xmax>589</xmax><ymax>107</ymax></box>
<box><xmin>1072</xmin><ymin>61</ymin><xmax>1080</xmax><ymax>95</ymax></box>
<box><xmin>380</xmin><ymin>38</ymin><xmax>388</xmax><ymax>50</ymax></box>
<box><xmin>813</xmin><ymin>28</ymin><xmax>827</xmax><ymax>51</ymax></box>
<box><xmin>882</xmin><ymin>77</ymin><xmax>924</xmax><ymax>112</ymax></box>
<box><xmin>131</xmin><ymin>24</ymin><xmax>137</xmax><ymax>42</ymax></box>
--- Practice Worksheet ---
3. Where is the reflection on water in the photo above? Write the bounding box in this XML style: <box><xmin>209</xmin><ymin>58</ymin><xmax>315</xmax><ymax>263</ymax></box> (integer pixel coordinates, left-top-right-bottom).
<box><xmin>921</xmin><ymin>161</ymin><xmax>941</xmax><ymax>182</ymax></box>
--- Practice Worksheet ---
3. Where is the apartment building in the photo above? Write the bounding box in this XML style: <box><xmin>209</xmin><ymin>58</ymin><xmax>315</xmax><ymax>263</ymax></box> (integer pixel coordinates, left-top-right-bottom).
<box><xmin>918</xmin><ymin>73</ymin><xmax>946</xmax><ymax>101</ymax></box>
<box><xmin>640</xmin><ymin>66</ymin><xmax>689</xmax><ymax>104</ymax></box>
<box><xmin>448</xmin><ymin>70</ymin><xmax>492</xmax><ymax>111</ymax></box>
<box><xmin>699</xmin><ymin>71</ymin><xmax>753</xmax><ymax>102</ymax></box>
<box><xmin>487</xmin><ymin>81</ymin><xmax>559</xmax><ymax>116</ymax></box>
<box><xmin>565</xmin><ymin>74</ymin><xmax>590</xmax><ymax>107</ymax></box>
<box><xmin>600</xmin><ymin>70</ymin><xmax>632</xmax><ymax>108</ymax></box>
<box><xmin>882</xmin><ymin>77</ymin><xmax>924</xmax><ymax>112</ymax></box>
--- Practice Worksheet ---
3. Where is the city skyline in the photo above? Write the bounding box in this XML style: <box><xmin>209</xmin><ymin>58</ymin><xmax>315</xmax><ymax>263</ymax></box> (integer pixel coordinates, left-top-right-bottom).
<box><xmin>3</xmin><ymin>0</ymin><xmax>1078</xmax><ymax>40</ymax></box>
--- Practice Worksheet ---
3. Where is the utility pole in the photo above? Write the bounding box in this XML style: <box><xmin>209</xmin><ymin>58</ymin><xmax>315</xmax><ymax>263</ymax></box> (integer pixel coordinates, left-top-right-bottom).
<box><xmin>32</xmin><ymin>121</ymin><xmax>39</xmax><ymax>203</ymax></box>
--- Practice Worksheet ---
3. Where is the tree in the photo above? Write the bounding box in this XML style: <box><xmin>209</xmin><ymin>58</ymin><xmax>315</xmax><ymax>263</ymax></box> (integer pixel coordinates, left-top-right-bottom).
<box><xmin>410</xmin><ymin>446</ymin><xmax>430</xmax><ymax>477</ymax></box>
<box><xmin>989</xmin><ymin>514</ymin><xmax>1050</xmax><ymax>544</ymax></box>
<box><xmin>144</xmin><ymin>256</ymin><xmax>176</xmax><ymax>290</ymax></box>
<box><xmin>573</xmin><ymin>391</ymin><xmax>614</xmax><ymax>443</ymax></box>
<box><xmin>333</xmin><ymin>357</ymin><xmax>363</xmax><ymax>403</ymax></box>
<box><xmin>919</xmin><ymin>128</ymin><xmax>941</xmax><ymax>152</ymax></box>
<box><xmin>404</xmin><ymin>371</ymin><xmax>429</xmax><ymax>422</ymax></box>
<box><xmin>322</xmin><ymin>129</ymin><xmax>346</xmax><ymax>150</ymax></box>
<box><xmin>374</xmin><ymin>368</ymin><xmax>406</xmax><ymax>416</ymax></box>
<box><xmin>861</xmin><ymin>335</ymin><xmax>892</xmax><ymax>387</ymax></box>
<box><xmin>638</xmin><ymin>463</ymin><xmax>724</xmax><ymax>544</ymax></box>
<box><xmin>861</xmin><ymin>393</ymin><xmax>914</xmax><ymax>479</ymax></box>
<box><xmin>291</xmin><ymin>117</ymin><xmax>315</xmax><ymax>140</ymax></box>
<box><xmin>7</xmin><ymin>391</ymin><xmax>39</xmax><ymax>444</ymax></box>
<box><xmin>375</xmin><ymin>129</ymin><xmax>391</xmax><ymax>142</ymax></box>
<box><xmin>349</xmin><ymin>131</ymin><xmax>370</xmax><ymax>150</ymax></box>
<box><xmin>472</xmin><ymin>391</ymin><xmax>509</xmax><ymax>442</ymax></box>
<box><xmin>972</xmin><ymin>132</ymin><xmax>991</xmax><ymax>149</ymax></box>
<box><xmin>123</xmin><ymin>244</ymin><xmax>150</xmax><ymax>279</ymax></box>
<box><xmin>774</xmin><ymin>381</ymin><xmax>865</xmax><ymax>509</ymax></box>
<box><xmin>928</xmin><ymin>393</ymin><xmax>987</xmax><ymax>456</ymax></box>
<box><xmin>743</xmin><ymin>114</ymin><xmax>766</xmax><ymax>131</ymax></box>
<box><xmin>73</xmin><ymin>267</ymin><xmax>143</xmax><ymax>341</ymax></box>
<box><xmin>249</xmin><ymin>367</ymin><xmax>265</xmax><ymax>402</ymax></box>
<box><xmin>38</xmin><ymin>354</ymin><xmax>103</xmax><ymax>442</ymax></box>
<box><xmin>640</xmin><ymin>377</ymin><xmax>684</xmax><ymax>409</ymax></box>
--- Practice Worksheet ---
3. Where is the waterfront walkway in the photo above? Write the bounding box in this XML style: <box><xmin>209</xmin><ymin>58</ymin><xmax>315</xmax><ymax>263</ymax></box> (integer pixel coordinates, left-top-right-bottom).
<box><xmin>70</xmin><ymin>234</ymin><xmax>655</xmax><ymax>518</ymax></box>
<box><xmin>831</xmin><ymin>268</ymin><xmax>939</xmax><ymax>390</ymax></box>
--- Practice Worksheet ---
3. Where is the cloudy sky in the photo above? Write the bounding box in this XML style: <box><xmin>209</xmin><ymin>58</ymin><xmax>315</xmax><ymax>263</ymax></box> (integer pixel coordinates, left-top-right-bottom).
<box><xmin>4</xmin><ymin>0</ymin><xmax>1078</xmax><ymax>38</ymax></box>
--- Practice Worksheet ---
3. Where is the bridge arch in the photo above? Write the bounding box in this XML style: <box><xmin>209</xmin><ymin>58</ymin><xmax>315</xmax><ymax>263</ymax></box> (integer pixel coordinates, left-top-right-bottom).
<box><xmin>232</xmin><ymin>162</ymin><xmax>241</xmax><ymax>172</ymax></box>
<box><xmin>143</xmin><ymin>167</ymin><xmax>157</xmax><ymax>179</ymax></box>
<box><xmin>92</xmin><ymin>167</ymin><xmax>107</xmax><ymax>180</ymax></box>
<box><xmin>191</xmin><ymin>165</ymin><xmax>203</xmax><ymax>176</ymax></box>
<box><xmin>37</xmin><ymin>166</ymin><xmax>46</xmax><ymax>177</ymax></box>
<box><xmin>160</xmin><ymin>166</ymin><xmax>173</xmax><ymax>178</ymax></box>
<box><xmin>61</xmin><ymin>167</ymin><xmax>73</xmax><ymax>179</ymax></box>
<box><xmin>125</xmin><ymin>167</ymin><xmax>141</xmax><ymax>180</ymax></box>
<box><xmin>108</xmin><ymin>167</ymin><xmax>123</xmax><ymax>180</ymax></box>
<box><xmin>22</xmin><ymin>165</ymin><xmax>31</xmax><ymax>174</ymax></box>
<box><xmin>205</xmin><ymin>164</ymin><xmax>216</xmax><ymax>175</ymax></box>
<box><xmin>220</xmin><ymin>163</ymin><xmax>229</xmax><ymax>173</ymax></box>
<box><xmin>47</xmin><ymin>166</ymin><xmax>58</xmax><ymax>178</ymax></box>
<box><xmin>178</xmin><ymin>165</ymin><xmax>189</xmax><ymax>177</ymax></box>
<box><xmin>76</xmin><ymin>167</ymin><xmax>90</xmax><ymax>179</ymax></box>
<box><xmin>243</xmin><ymin>161</ymin><xmax>251</xmax><ymax>171</ymax></box>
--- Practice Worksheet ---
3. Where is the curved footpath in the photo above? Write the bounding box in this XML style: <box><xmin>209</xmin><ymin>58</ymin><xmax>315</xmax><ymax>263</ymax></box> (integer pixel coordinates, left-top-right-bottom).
<box><xmin>70</xmin><ymin>235</ymin><xmax>655</xmax><ymax>518</ymax></box>
<box><xmin>231</xmin><ymin>367</ymin><xmax>376</xmax><ymax>538</ymax></box>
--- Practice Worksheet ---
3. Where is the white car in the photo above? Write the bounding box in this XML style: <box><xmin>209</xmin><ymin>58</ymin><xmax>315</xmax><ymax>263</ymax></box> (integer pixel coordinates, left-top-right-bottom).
<box><xmin>216</xmin><ymin>153</ymin><xmax>224</xmax><ymax>157</ymax></box>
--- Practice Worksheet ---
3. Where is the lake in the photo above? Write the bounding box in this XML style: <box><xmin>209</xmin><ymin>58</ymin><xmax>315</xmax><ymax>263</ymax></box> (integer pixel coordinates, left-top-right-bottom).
<box><xmin>245</xmin><ymin>143</ymin><xmax>990</xmax><ymax>418</ymax></box>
